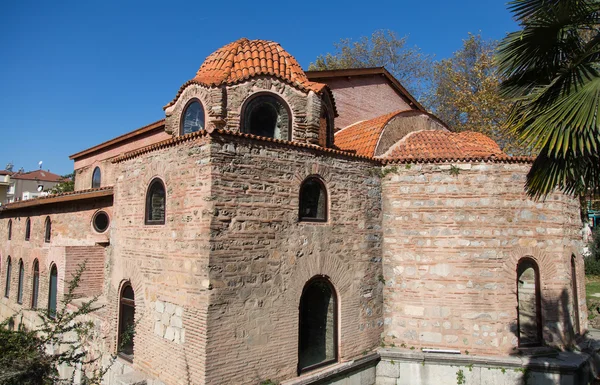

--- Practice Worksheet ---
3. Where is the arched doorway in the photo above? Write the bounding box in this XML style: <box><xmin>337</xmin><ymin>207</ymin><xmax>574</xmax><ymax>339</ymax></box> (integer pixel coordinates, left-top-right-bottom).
<box><xmin>517</xmin><ymin>258</ymin><xmax>542</xmax><ymax>346</ymax></box>
<box><xmin>298</xmin><ymin>276</ymin><xmax>338</xmax><ymax>374</ymax></box>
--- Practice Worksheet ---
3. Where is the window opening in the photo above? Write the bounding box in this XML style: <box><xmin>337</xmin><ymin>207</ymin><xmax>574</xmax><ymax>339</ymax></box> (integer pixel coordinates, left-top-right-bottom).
<box><xmin>93</xmin><ymin>211</ymin><xmax>110</xmax><ymax>233</ymax></box>
<box><xmin>118</xmin><ymin>283</ymin><xmax>136</xmax><ymax>360</ymax></box>
<box><xmin>145</xmin><ymin>179</ymin><xmax>166</xmax><ymax>225</ymax></box>
<box><xmin>25</xmin><ymin>218</ymin><xmax>31</xmax><ymax>241</ymax></box>
<box><xmin>4</xmin><ymin>257</ymin><xmax>11</xmax><ymax>298</ymax></box>
<box><xmin>17</xmin><ymin>259</ymin><xmax>24</xmax><ymax>304</ymax></box>
<box><xmin>48</xmin><ymin>264</ymin><xmax>58</xmax><ymax>319</ymax></box>
<box><xmin>44</xmin><ymin>217</ymin><xmax>51</xmax><ymax>243</ymax></box>
<box><xmin>31</xmin><ymin>259</ymin><xmax>39</xmax><ymax>309</ymax></box>
<box><xmin>243</xmin><ymin>94</ymin><xmax>290</xmax><ymax>140</ymax></box>
<box><xmin>299</xmin><ymin>177</ymin><xmax>327</xmax><ymax>222</ymax></box>
<box><xmin>92</xmin><ymin>167</ymin><xmax>101</xmax><ymax>188</ymax></box>
<box><xmin>181</xmin><ymin>100</ymin><xmax>205</xmax><ymax>135</ymax></box>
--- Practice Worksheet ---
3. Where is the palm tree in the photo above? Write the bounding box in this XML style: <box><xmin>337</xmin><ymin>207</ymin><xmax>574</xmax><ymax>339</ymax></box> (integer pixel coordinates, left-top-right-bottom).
<box><xmin>496</xmin><ymin>0</ymin><xmax>600</xmax><ymax>199</ymax></box>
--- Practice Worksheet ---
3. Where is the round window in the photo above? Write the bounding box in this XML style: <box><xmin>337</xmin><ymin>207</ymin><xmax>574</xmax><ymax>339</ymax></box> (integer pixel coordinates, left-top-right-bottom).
<box><xmin>93</xmin><ymin>211</ymin><xmax>110</xmax><ymax>233</ymax></box>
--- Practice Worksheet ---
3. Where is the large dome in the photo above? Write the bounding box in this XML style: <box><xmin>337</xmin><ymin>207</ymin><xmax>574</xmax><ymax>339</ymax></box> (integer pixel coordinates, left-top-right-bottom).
<box><xmin>193</xmin><ymin>38</ymin><xmax>326</xmax><ymax>93</ymax></box>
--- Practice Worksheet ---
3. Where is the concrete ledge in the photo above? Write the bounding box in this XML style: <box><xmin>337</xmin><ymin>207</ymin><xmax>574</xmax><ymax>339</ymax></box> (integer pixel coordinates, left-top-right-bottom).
<box><xmin>378</xmin><ymin>348</ymin><xmax>589</xmax><ymax>373</ymax></box>
<box><xmin>281</xmin><ymin>353</ymin><xmax>379</xmax><ymax>385</ymax></box>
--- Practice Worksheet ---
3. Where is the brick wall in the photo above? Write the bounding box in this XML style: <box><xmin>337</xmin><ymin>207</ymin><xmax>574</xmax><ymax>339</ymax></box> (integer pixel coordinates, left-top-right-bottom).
<box><xmin>111</xmin><ymin>137</ymin><xmax>213</xmax><ymax>384</ymax></box>
<box><xmin>0</xmin><ymin>197</ymin><xmax>112</xmax><ymax>327</ymax></box>
<box><xmin>204</xmin><ymin>134</ymin><xmax>383</xmax><ymax>384</ymax></box>
<box><xmin>381</xmin><ymin>162</ymin><xmax>586</xmax><ymax>355</ymax></box>
<box><xmin>323</xmin><ymin>76</ymin><xmax>413</xmax><ymax>130</ymax></box>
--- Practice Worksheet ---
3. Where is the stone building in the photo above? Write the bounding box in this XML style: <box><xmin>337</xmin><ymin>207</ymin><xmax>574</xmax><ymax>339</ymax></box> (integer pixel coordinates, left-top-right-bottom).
<box><xmin>0</xmin><ymin>38</ymin><xmax>591</xmax><ymax>385</ymax></box>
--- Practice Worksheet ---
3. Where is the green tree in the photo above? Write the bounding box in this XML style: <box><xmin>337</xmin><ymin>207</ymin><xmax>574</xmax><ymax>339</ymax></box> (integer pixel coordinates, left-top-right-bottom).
<box><xmin>48</xmin><ymin>172</ymin><xmax>75</xmax><ymax>195</ymax></box>
<box><xmin>428</xmin><ymin>33</ymin><xmax>529</xmax><ymax>155</ymax></box>
<box><xmin>308</xmin><ymin>30</ymin><xmax>433</xmax><ymax>102</ymax></box>
<box><xmin>0</xmin><ymin>263</ymin><xmax>116</xmax><ymax>384</ymax></box>
<box><xmin>496</xmin><ymin>0</ymin><xmax>600</xmax><ymax>198</ymax></box>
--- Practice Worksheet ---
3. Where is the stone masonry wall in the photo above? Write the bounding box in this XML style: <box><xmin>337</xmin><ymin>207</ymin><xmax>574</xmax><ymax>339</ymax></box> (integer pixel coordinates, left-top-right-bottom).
<box><xmin>225</xmin><ymin>77</ymin><xmax>323</xmax><ymax>145</ymax></box>
<box><xmin>111</xmin><ymin>137</ymin><xmax>213</xmax><ymax>385</ymax></box>
<box><xmin>381</xmin><ymin>162</ymin><xmax>586</xmax><ymax>355</ymax></box>
<box><xmin>204</xmin><ymin>134</ymin><xmax>384</xmax><ymax>384</ymax></box>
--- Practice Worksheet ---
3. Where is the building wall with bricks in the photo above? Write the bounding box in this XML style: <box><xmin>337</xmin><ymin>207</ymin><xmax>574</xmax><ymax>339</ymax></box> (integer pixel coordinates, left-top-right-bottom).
<box><xmin>0</xmin><ymin>197</ymin><xmax>112</xmax><ymax>328</ymax></box>
<box><xmin>380</xmin><ymin>161</ymin><xmax>586</xmax><ymax>355</ymax></box>
<box><xmin>204</xmin><ymin>134</ymin><xmax>384</xmax><ymax>384</ymax></box>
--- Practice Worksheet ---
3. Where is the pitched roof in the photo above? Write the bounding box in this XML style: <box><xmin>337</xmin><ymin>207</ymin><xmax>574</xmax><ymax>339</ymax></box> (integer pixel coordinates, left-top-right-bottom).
<box><xmin>386</xmin><ymin>130</ymin><xmax>504</xmax><ymax>159</ymax></box>
<box><xmin>334</xmin><ymin>110</ymin><xmax>409</xmax><ymax>157</ymax></box>
<box><xmin>70</xmin><ymin>119</ymin><xmax>166</xmax><ymax>160</ymax></box>
<box><xmin>0</xmin><ymin>187</ymin><xmax>113</xmax><ymax>211</ymax></box>
<box><xmin>165</xmin><ymin>38</ymin><xmax>332</xmax><ymax>109</ymax></box>
<box><xmin>11</xmin><ymin>169</ymin><xmax>64</xmax><ymax>182</ymax></box>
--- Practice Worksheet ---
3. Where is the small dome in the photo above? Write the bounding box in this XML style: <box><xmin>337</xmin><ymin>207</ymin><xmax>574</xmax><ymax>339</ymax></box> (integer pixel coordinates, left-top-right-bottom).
<box><xmin>165</xmin><ymin>38</ymin><xmax>330</xmax><ymax>110</ymax></box>
<box><xmin>195</xmin><ymin>38</ymin><xmax>326</xmax><ymax>93</ymax></box>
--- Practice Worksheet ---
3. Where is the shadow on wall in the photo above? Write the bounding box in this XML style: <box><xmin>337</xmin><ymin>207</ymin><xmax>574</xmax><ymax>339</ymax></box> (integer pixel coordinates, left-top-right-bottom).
<box><xmin>508</xmin><ymin>288</ymin><xmax>598</xmax><ymax>384</ymax></box>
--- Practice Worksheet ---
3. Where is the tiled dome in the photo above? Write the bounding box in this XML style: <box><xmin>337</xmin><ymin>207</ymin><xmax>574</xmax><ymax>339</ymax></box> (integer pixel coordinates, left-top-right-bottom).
<box><xmin>165</xmin><ymin>38</ymin><xmax>329</xmax><ymax>109</ymax></box>
<box><xmin>193</xmin><ymin>38</ymin><xmax>327</xmax><ymax>92</ymax></box>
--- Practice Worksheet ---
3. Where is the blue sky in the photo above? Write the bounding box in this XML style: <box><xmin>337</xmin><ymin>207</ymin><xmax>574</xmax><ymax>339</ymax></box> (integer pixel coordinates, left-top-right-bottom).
<box><xmin>0</xmin><ymin>1</ymin><xmax>518</xmax><ymax>176</ymax></box>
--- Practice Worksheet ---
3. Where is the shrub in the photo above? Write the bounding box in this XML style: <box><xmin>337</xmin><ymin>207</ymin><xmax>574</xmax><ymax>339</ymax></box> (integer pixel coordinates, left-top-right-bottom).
<box><xmin>585</xmin><ymin>257</ymin><xmax>600</xmax><ymax>276</ymax></box>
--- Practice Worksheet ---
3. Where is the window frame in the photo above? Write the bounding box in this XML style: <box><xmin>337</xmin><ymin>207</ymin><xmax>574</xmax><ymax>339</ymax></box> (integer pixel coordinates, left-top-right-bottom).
<box><xmin>297</xmin><ymin>275</ymin><xmax>339</xmax><ymax>375</ymax></box>
<box><xmin>145</xmin><ymin>178</ymin><xmax>166</xmax><ymax>225</ymax></box>
<box><xmin>298</xmin><ymin>176</ymin><xmax>328</xmax><ymax>223</ymax></box>
<box><xmin>117</xmin><ymin>281</ymin><xmax>136</xmax><ymax>362</ymax></box>
<box><xmin>31</xmin><ymin>259</ymin><xmax>39</xmax><ymax>309</ymax></box>
<box><xmin>25</xmin><ymin>217</ymin><xmax>31</xmax><ymax>241</ymax></box>
<box><xmin>240</xmin><ymin>92</ymin><xmax>292</xmax><ymax>141</ymax></box>
<box><xmin>48</xmin><ymin>264</ymin><xmax>58</xmax><ymax>319</ymax></box>
<box><xmin>92</xmin><ymin>167</ymin><xmax>102</xmax><ymax>189</ymax></box>
<box><xmin>516</xmin><ymin>257</ymin><xmax>543</xmax><ymax>347</ymax></box>
<box><xmin>44</xmin><ymin>216</ymin><xmax>51</xmax><ymax>243</ymax></box>
<box><xmin>4</xmin><ymin>256</ymin><xmax>11</xmax><ymax>298</ymax></box>
<box><xmin>571</xmin><ymin>255</ymin><xmax>580</xmax><ymax>335</ymax></box>
<box><xmin>17</xmin><ymin>259</ymin><xmax>24</xmax><ymax>304</ymax></box>
<box><xmin>180</xmin><ymin>98</ymin><xmax>206</xmax><ymax>136</ymax></box>
<box><xmin>7</xmin><ymin>219</ymin><xmax>12</xmax><ymax>240</ymax></box>
<box><xmin>92</xmin><ymin>211</ymin><xmax>110</xmax><ymax>233</ymax></box>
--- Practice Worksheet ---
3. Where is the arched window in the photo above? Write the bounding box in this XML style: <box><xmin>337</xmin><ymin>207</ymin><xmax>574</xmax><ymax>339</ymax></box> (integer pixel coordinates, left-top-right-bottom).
<box><xmin>17</xmin><ymin>259</ymin><xmax>24</xmax><ymax>304</ymax></box>
<box><xmin>181</xmin><ymin>100</ymin><xmax>205</xmax><ymax>135</ymax></box>
<box><xmin>92</xmin><ymin>167</ymin><xmax>101</xmax><ymax>188</ymax></box>
<box><xmin>118</xmin><ymin>282</ymin><xmax>136</xmax><ymax>360</ymax></box>
<box><xmin>48</xmin><ymin>264</ymin><xmax>58</xmax><ymax>319</ymax></box>
<box><xmin>571</xmin><ymin>255</ymin><xmax>580</xmax><ymax>335</ymax></box>
<box><xmin>145</xmin><ymin>179</ymin><xmax>166</xmax><ymax>225</ymax></box>
<box><xmin>298</xmin><ymin>277</ymin><xmax>338</xmax><ymax>374</ymax></box>
<box><xmin>44</xmin><ymin>217</ymin><xmax>51</xmax><ymax>243</ymax></box>
<box><xmin>25</xmin><ymin>218</ymin><xmax>31</xmax><ymax>241</ymax></box>
<box><xmin>242</xmin><ymin>94</ymin><xmax>291</xmax><ymax>140</ymax></box>
<box><xmin>299</xmin><ymin>177</ymin><xmax>327</xmax><ymax>222</ymax></box>
<box><xmin>31</xmin><ymin>259</ymin><xmax>39</xmax><ymax>309</ymax></box>
<box><xmin>4</xmin><ymin>256</ymin><xmax>11</xmax><ymax>298</ymax></box>
<box><xmin>517</xmin><ymin>258</ymin><xmax>542</xmax><ymax>346</ymax></box>
<box><xmin>7</xmin><ymin>220</ymin><xmax>12</xmax><ymax>240</ymax></box>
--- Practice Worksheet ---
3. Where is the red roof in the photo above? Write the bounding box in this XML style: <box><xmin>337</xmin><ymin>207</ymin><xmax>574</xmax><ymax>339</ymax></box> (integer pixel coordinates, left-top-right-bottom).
<box><xmin>334</xmin><ymin>110</ymin><xmax>407</xmax><ymax>157</ymax></box>
<box><xmin>386</xmin><ymin>130</ymin><xmax>504</xmax><ymax>159</ymax></box>
<box><xmin>166</xmin><ymin>38</ymin><xmax>331</xmax><ymax>109</ymax></box>
<box><xmin>10</xmin><ymin>170</ymin><xmax>64</xmax><ymax>182</ymax></box>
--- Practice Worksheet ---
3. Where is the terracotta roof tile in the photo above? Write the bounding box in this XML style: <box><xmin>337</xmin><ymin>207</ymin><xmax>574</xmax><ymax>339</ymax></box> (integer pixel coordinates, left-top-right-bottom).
<box><xmin>334</xmin><ymin>110</ymin><xmax>409</xmax><ymax>157</ymax></box>
<box><xmin>10</xmin><ymin>169</ymin><xmax>64</xmax><ymax>182</ymax></box>
<box><xmin>386</xmin><ymin>130</ymin><xmax>504</xmax><ymax>159</ymax></box>
<box><xmin>166</xmin><ymin>38</ymin><xmax>333</xmax><ymax>110</ymax></box>
<box><xmin>0</xmin><ymin>187</ymin><xmax>113</xmax><ymax>211</ymax></box>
